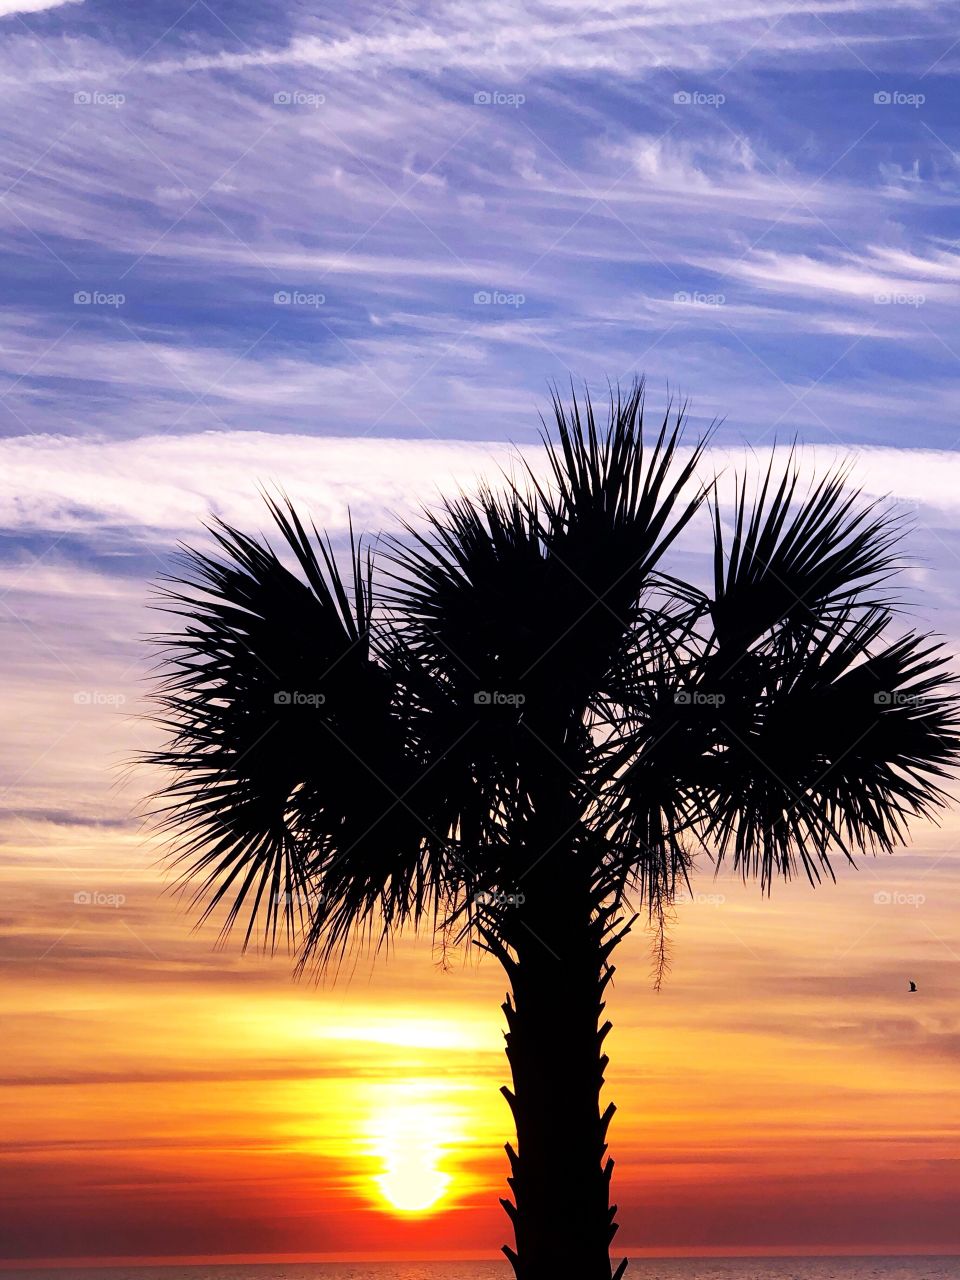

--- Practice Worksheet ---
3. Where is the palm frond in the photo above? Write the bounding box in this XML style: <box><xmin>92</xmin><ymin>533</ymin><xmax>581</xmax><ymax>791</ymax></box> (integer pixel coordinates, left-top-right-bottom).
<box><xmin>602</xmin><ymin>604</ymin><xmax>960</xmax><ymax>893</ymax></box>
<box><xmin>387</xmin><ymin>383</ymin><xmax>710</xmax><ymax>732</ymax></box>
<box><xmin>711</xmin><ymin>455</ymin><xmax>902</xmax><ymax>656</ymax></box>
<box><xmin>533</xmin><ymin>382</ymin><xmax>709</xmax><ymax>697</ymax></box>
<box><xmin>704</xmin><ymin>610</ymin><xmax>960</xmax><ymax>885</ymax></box>
<box><xmin>147</xmin><ymin>500</ymin><xmax>447</xmax><ymax>955</ymax></box>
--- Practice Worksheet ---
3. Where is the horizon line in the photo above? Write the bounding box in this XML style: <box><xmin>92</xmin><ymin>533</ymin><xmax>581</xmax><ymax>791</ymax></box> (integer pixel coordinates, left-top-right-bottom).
<box><xmin>4</xmin><ymin>1246</ymin><xmax>960</xmax><ymax>1270</ymax></box>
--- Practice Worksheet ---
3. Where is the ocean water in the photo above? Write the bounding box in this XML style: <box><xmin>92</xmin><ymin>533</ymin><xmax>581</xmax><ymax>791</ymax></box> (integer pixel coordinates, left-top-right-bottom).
<box><xmin>4</xmin><ymin>1261</ymin><xmax>960</xmax><ymax>1280</ymax></box>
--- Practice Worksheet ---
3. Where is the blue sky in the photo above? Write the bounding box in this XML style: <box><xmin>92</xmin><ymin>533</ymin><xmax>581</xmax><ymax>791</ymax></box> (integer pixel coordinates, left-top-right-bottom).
<box><xmin>2</xmin><ymin>0</ymin><xmax>960</xmax><ymax>819</ymax></box>
<box><xmin>1</xmin><ymin>0</ymin><xmax>959</xmax><ymax>452</ymax></box>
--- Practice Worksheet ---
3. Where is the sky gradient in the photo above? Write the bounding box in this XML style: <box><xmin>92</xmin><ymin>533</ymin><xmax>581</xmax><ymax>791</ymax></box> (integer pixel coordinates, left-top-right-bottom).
<box><xmin>2</xmin><ymin>0</ymin><xmax>960</xmax><ymax>1264</ymax></box>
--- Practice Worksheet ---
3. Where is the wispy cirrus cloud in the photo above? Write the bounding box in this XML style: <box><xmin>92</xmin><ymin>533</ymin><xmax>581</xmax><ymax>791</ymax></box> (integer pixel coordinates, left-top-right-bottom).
<box><xmin>0</xmin><ymin>0</ymin><xmax>957</xmax><ymax>458</ymax></box>
<box><xmin>0</xmin><ymin>0</ymin><xmax>81</xmax><ymax>16</ymax></box>
<box><xmin>720</xmin><ymin>243</ymin><xmax>960</xmax><ymax>300</ymax></box>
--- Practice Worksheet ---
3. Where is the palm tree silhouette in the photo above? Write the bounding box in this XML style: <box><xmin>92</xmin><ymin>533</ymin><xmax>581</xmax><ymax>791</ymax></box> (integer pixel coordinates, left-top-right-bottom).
<box><xmin>148</xmin><ymin>383</ymin><xmax>960</xmax><ymax>1280</ymax></box>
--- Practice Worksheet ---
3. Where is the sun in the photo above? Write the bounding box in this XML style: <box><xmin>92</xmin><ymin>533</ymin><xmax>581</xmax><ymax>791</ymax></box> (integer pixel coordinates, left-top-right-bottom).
<box><xmin>368</xmin><ymin>1087</ymin><xmax>459</xmax><ymax>1215</ymax></box>
<box><xmin>376</xmin><ymin>1144</ymin><xmax>451</xmax><ymax>1214</ymax></box>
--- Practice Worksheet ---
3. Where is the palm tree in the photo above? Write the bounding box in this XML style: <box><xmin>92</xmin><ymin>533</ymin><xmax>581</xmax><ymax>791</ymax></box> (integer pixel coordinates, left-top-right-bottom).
<box><xmin>148</xmin><ymin>382</ymin><xmax>960</xmax><ymax>1280</ymax></box>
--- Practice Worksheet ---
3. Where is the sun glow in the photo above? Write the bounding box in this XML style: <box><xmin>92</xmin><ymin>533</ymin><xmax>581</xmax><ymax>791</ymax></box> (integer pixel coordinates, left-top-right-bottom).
<box><xmin>368</xmin><ymin>1084</ymin><xmax>461</xmax><ymax>1215</ymax></box>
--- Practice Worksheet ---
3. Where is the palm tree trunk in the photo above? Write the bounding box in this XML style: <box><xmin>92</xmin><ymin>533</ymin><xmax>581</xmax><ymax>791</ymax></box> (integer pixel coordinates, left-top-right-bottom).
<box><xmin>489</xmin><ymin>861</ymin><xmax>629</xmax><ymax>1280</ymax></box>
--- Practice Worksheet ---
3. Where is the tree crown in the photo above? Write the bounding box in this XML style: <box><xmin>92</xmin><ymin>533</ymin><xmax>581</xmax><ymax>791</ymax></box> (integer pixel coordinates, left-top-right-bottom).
<box><xmin>147</xmin><ymin>383</ymin><xmax>960</xmax><ymax>966</ymax></box>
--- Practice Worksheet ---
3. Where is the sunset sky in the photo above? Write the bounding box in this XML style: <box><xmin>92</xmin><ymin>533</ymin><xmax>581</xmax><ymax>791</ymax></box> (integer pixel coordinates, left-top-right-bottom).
<box><xmin>2</xmin><ymin>0</ymin><xmax>960</xmax><ymax>1266</ymax></box>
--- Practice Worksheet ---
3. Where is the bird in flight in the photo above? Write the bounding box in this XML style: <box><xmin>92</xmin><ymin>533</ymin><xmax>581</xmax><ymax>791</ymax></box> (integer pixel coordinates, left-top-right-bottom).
<box><xmin>908</xmin><ymin>981</ymin><xmax>918</xmax><ymax>992</ymax></box>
